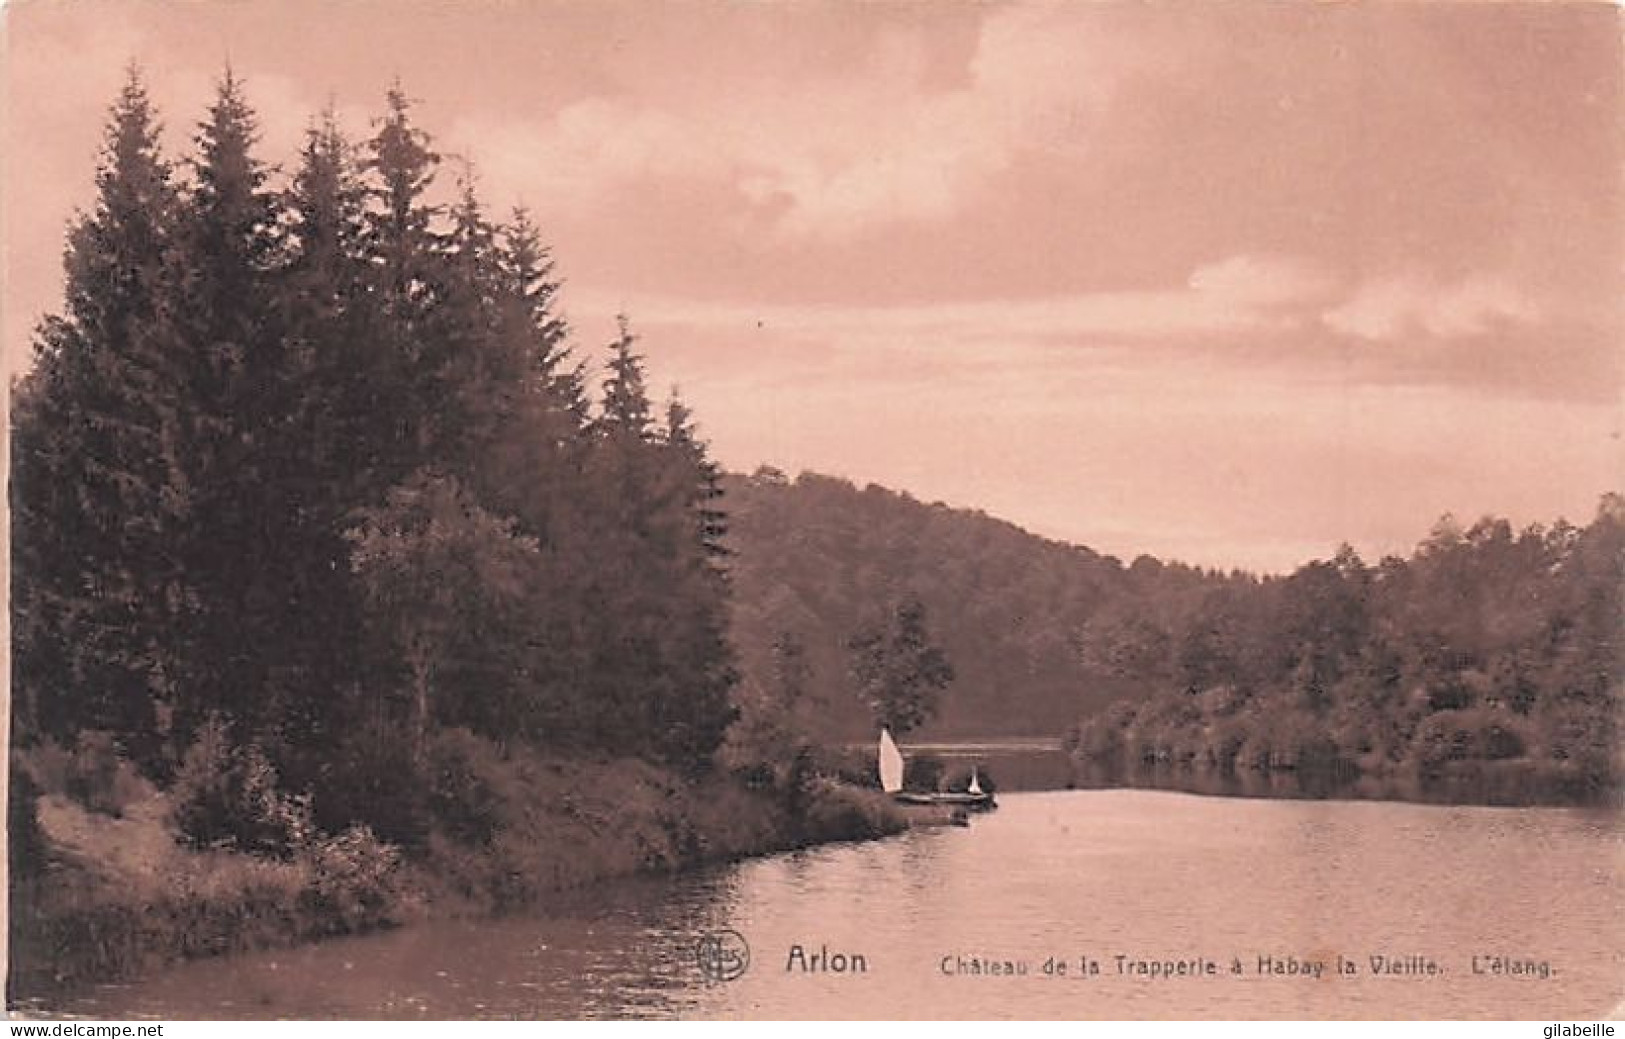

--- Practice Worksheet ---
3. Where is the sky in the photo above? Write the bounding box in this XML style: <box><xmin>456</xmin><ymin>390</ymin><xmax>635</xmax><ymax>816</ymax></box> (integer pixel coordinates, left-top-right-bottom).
<box><xmin>3</xmin><ymin>0</ymin><xmax>1620</xmax><ymax>573</ymax></box>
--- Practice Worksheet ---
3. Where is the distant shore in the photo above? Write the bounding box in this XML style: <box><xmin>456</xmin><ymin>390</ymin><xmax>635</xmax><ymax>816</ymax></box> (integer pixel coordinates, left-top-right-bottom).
<box><xmin>1066</xmin><ymin>756</ymin><xmax>1622</xmax><ymax>808</ymax></box>
<box><xmin>860</xmin><ymin>738</ymin><xmax>1620</xmax><ymax>807</ymax></box>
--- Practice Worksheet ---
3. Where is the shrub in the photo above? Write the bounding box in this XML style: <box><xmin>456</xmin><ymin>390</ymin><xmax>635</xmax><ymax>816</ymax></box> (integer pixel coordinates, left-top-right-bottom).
<box><xmin>806</xmin><ymin>744</ymin><xmax>881</xmax><ymax>788</ymax></box>
<box><xmin>298</xmin><ymin>824</ymin><xmax>406</xmax><ymax>932</ymax></box>
<box><xmin>1295</xmin><ymin>737</ymin><xmax>1357</xmax><ymax>777</ymax></box>
<box><xmin>170</xmin><ymin>717</ymin><xmax>315</xmax><ymax>857</ymax></box>
<box><xmin>425</xmin><ymin>728</ymin><xmax>505</xmax><ymax>847</ymax></box>
<box><xmin>1409</xmin><ymin>708</ymin><xmax>1535</xmax><ymax>774</ymax></box>
<box><xmin>795</xmin><ymin>778</ymin><xmax>904</xmax><ymax>844</ymax></box>
<box><xmin>311</xmin><ymin>716</ymin><xmax>430</xmax><ymax>850</ymax></box>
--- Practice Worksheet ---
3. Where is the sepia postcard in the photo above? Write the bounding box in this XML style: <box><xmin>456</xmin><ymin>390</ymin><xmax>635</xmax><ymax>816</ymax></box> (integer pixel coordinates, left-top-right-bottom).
<box><xmin>3</xmin><ymin>0</ymin><xmax>1621</xmax><ymax>1022</ymax></box>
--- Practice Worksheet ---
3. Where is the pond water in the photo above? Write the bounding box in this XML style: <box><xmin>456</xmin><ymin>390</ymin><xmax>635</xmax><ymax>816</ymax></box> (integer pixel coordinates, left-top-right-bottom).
<box><xmin>45</xmin><ymin>790</ymin><xmax>1622</xmax><ymax>1019</ymax></box>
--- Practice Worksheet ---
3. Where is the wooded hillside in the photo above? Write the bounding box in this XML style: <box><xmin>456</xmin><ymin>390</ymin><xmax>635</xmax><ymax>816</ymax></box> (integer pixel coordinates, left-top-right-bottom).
<box><xmin>723</xmin><ymin>470</ymin><xmax>1621</xmax><ymax>801</ymax></box>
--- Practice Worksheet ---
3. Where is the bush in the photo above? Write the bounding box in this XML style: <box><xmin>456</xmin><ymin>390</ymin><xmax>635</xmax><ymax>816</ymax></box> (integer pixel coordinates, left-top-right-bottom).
<box><xmin>795</xmin><ymin>778</ymin><xmax>905</xmax><ymax>844</ymax></box>
<box><xmin>311</xmin><ymin>716</ymin><xmax>430</xmax><ymax>850</ymax></box>
<box><xmin>1295</xmin><ymin>737</ymin><xmax>1357</xmax><ymax>777</ymax></box>
<box><xmin>170</xmin><ymin>717</ymin><xmax>315</xmax><ymax>857</ymax></box>
<box><xmin>425</xmin><ymin>728</ymin><xmax>505</xmax><ymax>847</ymax></box>
<box><xmin>806</xmin><ymin>744</ymin><xmax>882</xmax><ymax>788</ymax></box>
<box><xmin>298</xmin><ymin>824</ymin><xmax>406</xmax><ymax>932</ymax></box>
<box><xmin>1409</xmin><ymin>708</ymin><xmax>1535</xmax><ymax>774</ymax></box>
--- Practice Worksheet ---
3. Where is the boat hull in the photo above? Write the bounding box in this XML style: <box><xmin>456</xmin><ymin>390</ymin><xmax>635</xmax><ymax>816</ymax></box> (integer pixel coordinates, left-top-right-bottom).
<box><xmin>892</xmin><ymin>791</ymin><xmax>997</xmax><ymax>811</ymax></box>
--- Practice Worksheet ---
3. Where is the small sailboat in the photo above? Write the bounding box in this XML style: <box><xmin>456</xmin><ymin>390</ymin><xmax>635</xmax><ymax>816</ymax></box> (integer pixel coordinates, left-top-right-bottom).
<box><xmin>878</xmin><ymin>728</ymin><xmax>996</xmax><ymax>810</ymax></box>
<box><xmin>879</xmin><ymin>727</ymin><xmax>905</xmax><ymax>795</ymax></box>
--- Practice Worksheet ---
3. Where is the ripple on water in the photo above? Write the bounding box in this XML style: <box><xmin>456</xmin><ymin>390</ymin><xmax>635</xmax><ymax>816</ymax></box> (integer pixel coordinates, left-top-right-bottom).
<box><xmin>32</xmin><ymin>791</ymin><xmax>1624</xmax><ymax>1020</ymax></box>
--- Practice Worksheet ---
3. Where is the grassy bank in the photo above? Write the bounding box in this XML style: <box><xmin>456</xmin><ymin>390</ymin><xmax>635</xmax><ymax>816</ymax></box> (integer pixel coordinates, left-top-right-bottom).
<box><xmin>8</xmin><ymin>746</ymin><xmax>906</xmax><ymax>1004</ymax></box>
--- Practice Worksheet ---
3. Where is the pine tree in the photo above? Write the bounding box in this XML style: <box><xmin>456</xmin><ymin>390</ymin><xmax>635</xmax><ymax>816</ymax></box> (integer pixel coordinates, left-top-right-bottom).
<box><xmin>283</xmin><ymin>107</ymin><xmax>373</xmax><ymax>481</ymax></box>
<box><xmin>287</xmin><ymin>109</ymin><xmax>369</xmax><ymax>277</ymax></box>
<box><xmin>664</xmin><ymin>390</ymin><xmax>730</xmax><ymax>562</ymax></box>
<box><xmin>599</xmin><ymin>314</ymin><xmax>653</xmax><ymax>438</ymax></box>
<box><xmin>482</xmin><ymin>208</ymin><xmax>584</xmax><ymax>516</ymax></box>
<box><xmin>362</xmin><ymin>85</ymin><xmax>447</xmax><ymax>473</ymax></box>
<box><xmin>500</xmin><ymin>208</ymin><xmax>575</xmax><ymax>414</ymax></box>
<box><xmin>12</xmin><ymin>68</ymin><xmax>185</xmax><ymax>768</ymax></box>
<box><xmin>271</xmin><ymin>109</ymin><xmax>379</xmax><ymax>764</ymax></box>
<box><xmin>17</xmin><ymin>74</ymin><xmax>753</xmax><ymax>811</ymax></box>
<box><xmin>365</xmin><ymin>84</ymin><xmax>441</xmax><ymax>303</ymax></box>
<box><xmin>650</xmin><ymin>391</ymin><xmax>739</xmax><ymax>769</ymax></box>
<box><xmin>164</xmin><ymin>70</ymin><xmax>288</xmax><ymax>742</ymax></box>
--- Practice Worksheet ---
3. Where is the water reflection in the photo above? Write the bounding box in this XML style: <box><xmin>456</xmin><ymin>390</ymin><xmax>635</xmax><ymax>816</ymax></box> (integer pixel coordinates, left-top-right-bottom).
<box><xmin>1070</xmin><ymin>761</ymin><xmax>1622</xmax><ymax>808</ymax></box>
<box><xmin>37</xmin><ymin>791</ymin><xmax>1623</xmax><ymax>1020</ymax></box>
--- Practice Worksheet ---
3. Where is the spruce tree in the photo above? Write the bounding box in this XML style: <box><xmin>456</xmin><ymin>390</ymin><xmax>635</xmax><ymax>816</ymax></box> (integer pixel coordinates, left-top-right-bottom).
<box><xmin>362</xmin><ymin>85</ymin><xmax>446</xmax><ymax>474</ymax></box>
<box><xmin>164</xmin><ymin>70</ymin><xmax>287</xmax><ymax>742</ymax></box>
<box><xmin>664</xmin><ymin>390</ymin><xmax>730</xmax><ymax>562</ymax></box>
<box><xmin>599</xmin><ymin>314</ymin><xmax>654</xmax><ymax>438</ymax></box>
<box><xmin>500</xmin><ymin>209</ymin><xmax>576</xmax><ymax>417</ymax></box>
<box><xmin>12</xmin><ymin>68</ymin><xmax>184</xmax><ymax>768</ymax></box>
<box><xmin>273</xmin><ymin>109</ymin><xmax>379</xmax><ymax>765</ymax></box>
<box><xmin>641</xmin><ymin>390</ymin><xmax>738</xmax><ymax>768</ymax></box>
<box><xmin>17</xmin><ymin>74</ymin><xmax>751</xmax><ymax>808</ymax></box>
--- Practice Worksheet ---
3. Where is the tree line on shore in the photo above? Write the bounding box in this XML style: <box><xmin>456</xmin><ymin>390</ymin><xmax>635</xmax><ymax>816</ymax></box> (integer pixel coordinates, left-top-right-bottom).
<box><xmin>722</xmin><ymin>471</ymin><xmax>1619</xmax><ymax>801</ymax></box>
<box><xmin>11</xmin><ymin>70</ymin><xmax>737</xmax><ymax>856</ymax></box>
<box><xmin>1069</xmin><ymin>503</ymin><xmax>1622</xmax><ymax>798</ymax></box>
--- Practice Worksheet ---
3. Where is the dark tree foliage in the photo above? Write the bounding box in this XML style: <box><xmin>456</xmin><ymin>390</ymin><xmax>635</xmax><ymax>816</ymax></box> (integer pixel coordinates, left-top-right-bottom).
<box><xmin>12</xmin><ymin>68</ymin><xmax>183</xmax><ymax>770</ymax></box>
<box><xmin>11</xmin><ymin>73</ymin><xmax>740</xmax><ymax>848</ymax></box>
<box><xmin>849</xmin><ymin>598</ymin><xmax>955</xmax><ymax>736</ymax></box>
<box><xmin>1069</xmin><ymin>497</ymin><xmax>1624</xmax><ymax>799</ymax></box>
<box><xmin>166</xmin><ymin>70</ymin><xmax>289</xmax><ymax>745</ymax></box>
<box><xmin>665</xmin><ymin>392</ymin><xmax>730</xmax><ymax>561</ymax></box>
<box><xmin>567</xmin><ymin>318</ymin><xmax>739</xmax><ymax>769</ymax></box>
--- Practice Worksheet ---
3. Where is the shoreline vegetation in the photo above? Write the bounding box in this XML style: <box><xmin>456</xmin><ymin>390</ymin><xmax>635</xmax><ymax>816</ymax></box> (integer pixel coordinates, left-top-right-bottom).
<box><xmin>1060</xmin><ymin>502</ymin><xmax>1622</xmax><ymax>811</ymax></box>
<box><xmin>9</xmin><ymin>738</ymin><xmax>907</xmax><ymax>1002</ymax></box>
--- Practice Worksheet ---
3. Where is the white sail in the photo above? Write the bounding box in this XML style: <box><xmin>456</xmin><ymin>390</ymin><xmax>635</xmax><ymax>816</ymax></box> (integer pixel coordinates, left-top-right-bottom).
<box><xmin>968</xmin><ymin>769</ymin><xmax>983</xmax><ymax>796</ymax></box>
<box><xmin>878</xmin><ymin>728</ymin><xmax>904</xmax><ymax>793</ymax></box>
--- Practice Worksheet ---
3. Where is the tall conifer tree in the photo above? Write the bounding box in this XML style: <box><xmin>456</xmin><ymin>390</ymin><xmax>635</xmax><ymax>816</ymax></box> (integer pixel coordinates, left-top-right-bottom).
<box><xmin>165</xmin><ymin>70</ymin><xmax>286</xmax><ymax>740</ymax></box>
<box><xmin>12</xmin><ymin>68</ymin><xmax>183</xmax><ymax>767</ymax></box>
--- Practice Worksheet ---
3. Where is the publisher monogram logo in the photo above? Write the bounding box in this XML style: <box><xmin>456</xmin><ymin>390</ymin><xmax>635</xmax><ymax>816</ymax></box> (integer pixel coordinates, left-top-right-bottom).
<box><xmin>696</xmin><ymin>929</ymin><xmax>751</xmax><ymax>983</ymax></box>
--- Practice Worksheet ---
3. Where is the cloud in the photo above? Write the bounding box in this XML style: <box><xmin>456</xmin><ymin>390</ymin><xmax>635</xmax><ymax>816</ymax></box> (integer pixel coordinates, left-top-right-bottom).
<box><xmin>450</xmin><ymin>4</ymin><xmax>1135</xmax><ymax>241</ymax></box>
<box><xmin>576</xmin><ymin>252</ymin><xmax>1331</xmax><ymax>351</ymax></box>
<box><xmin>1186</xmin><ymin>254</ymin><xmax>1337</xmax><ymax>308</ymax></box>
<box><xmin>1322</xmin><ymin>274</ymin><xmax>1539</xmax><ymax>342</ymax></box>
<box><xmin>572</xmin><ymin>251</ymin><xmax>1617</xmax><ymax>409</ymax></box>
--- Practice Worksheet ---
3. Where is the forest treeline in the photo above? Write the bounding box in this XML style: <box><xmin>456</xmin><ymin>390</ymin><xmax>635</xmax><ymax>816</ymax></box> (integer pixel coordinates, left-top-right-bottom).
<box><xmin>1069</xmin><ymin>504</ymin><xmax>1622</xmax><ymax>798</ymax></box>
<box><xmin>724</xmin><ymin>471</ymin><xmax>1621</xmax><ymax>800</ymax></box>
<box><xmin>11</xmin><ymin>71</ymin><xmax>737</xmax><ymax>859</ymax></box>
<box><xmin>724</xmin><ymin>469</ymin><xmax>1142</xmax><ymax>741</ymax></box>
